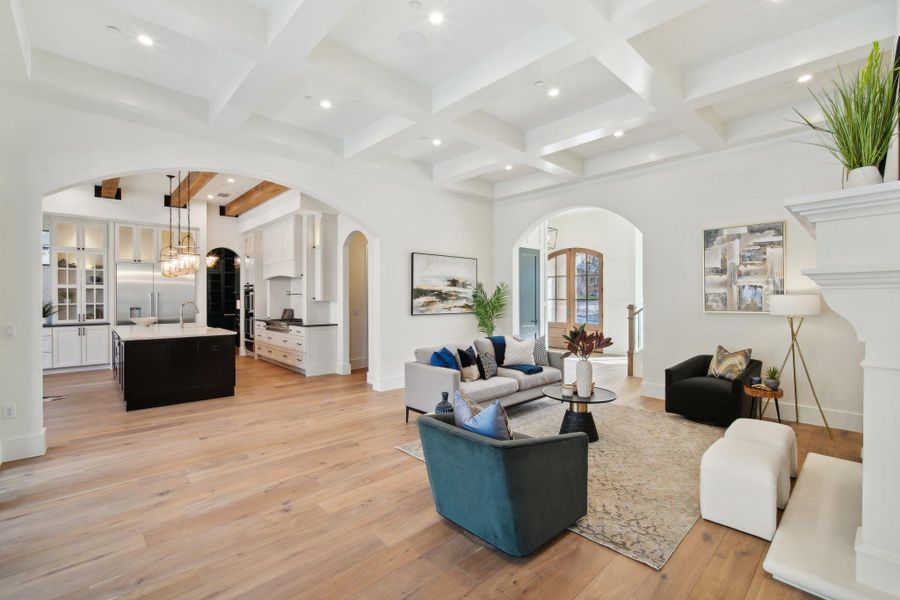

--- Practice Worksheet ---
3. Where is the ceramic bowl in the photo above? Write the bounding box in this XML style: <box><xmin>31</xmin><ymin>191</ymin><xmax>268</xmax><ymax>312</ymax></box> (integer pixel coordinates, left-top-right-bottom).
<box><xmin>131</xmin><ymin>317</ymin><xmax>158</xmax><ymax>328</ymax></box>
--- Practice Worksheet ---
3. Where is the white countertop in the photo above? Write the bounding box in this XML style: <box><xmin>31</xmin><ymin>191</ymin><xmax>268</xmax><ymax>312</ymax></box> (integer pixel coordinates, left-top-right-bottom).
<box><xmin>112</xmin><ymin>323</ymin><xmax>237</xmax><ymax>341</ymax></box>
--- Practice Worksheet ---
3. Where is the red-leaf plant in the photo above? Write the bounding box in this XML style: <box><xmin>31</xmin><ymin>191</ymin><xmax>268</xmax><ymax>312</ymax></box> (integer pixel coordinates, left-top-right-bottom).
<box><xmin>560</xmin><ymin>324</ymin><xmax>613</xmax><ymax>361</ymax></box>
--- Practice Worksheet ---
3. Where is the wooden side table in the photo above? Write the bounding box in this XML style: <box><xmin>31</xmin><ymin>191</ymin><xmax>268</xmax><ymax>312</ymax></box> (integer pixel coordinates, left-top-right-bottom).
<box><xmin>743</xmin><ymin>385</ymin><xmax>785</xmax><ymax>422</ymax></box>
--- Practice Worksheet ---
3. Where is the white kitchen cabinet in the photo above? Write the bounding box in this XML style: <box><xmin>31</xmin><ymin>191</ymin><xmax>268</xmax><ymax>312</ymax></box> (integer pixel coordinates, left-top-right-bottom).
<box><xmin>52</xmin><ymin>218</ymin><xmax>106</xmax><ymax>252</ymax></box>
<box><xmin>263</xmin><ymin>216</ymin><xmax>301</xmax><ymax>279</ymax></box>
<box><xmin>42</xmin><ymin>330</ymin><xmax>53</xmax><ymax>369</ymax></box>
<box><xmin>116</xmin><ymin>224</ymin><xmax>158</xmax><ymax>263</ymax></box>
<box><xmin>51</xmin><ymin>325</ymin><xmax>110</xmax><ymax>368</ymax></box>
<box><xmin>255</xmin><ymin>324</ymin><xmax>336</xmax><ymax>376</ymax></box>
<box><xmin>310</xmin><ymin>214</ymin><xmax>336</xmax><ymax>301</ymax></box>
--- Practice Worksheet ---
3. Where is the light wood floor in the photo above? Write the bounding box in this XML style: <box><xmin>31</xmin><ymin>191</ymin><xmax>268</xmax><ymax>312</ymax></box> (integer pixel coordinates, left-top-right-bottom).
<box><xmin>0</xmin><ymin>357</ymin><xmax>861</xmax><ymax>599</ymax></box>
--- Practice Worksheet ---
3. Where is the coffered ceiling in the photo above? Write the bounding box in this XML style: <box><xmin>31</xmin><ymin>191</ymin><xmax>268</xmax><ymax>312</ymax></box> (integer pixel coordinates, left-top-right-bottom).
<box><xmin>1</xmin><ymin>0</ymin><xmax>894</xmax><ymax>200</ymax></box>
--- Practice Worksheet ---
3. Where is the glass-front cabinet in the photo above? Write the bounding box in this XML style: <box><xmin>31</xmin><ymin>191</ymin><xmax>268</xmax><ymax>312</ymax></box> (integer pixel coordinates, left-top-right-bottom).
<box><xmin>50</xmin><ymin>218</ymin><xmax>108</xmax><ymax>324</ymax></box>
<box><xmin>116</xmin><ymin>224</ymin><xmax>157</xmax><ymax>263</ymax></box>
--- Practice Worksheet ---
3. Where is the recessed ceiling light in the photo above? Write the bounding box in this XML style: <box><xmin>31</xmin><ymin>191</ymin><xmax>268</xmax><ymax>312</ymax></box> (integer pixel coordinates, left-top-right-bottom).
<box><xmin>534</xmin><ymin>81</ymin><xmax>544</xmax><ymax>88</ymax></box>
<box><xmin>547</xmin><ymin>87</ymin><xmax>560</xmax><ymax>97</ymax></box>
<box><xmin>409</xmin><ymin>0</ymin><xmax>422</xmax><ymax>8</ymax></box>
<box><xmin>207</xmin><ymin>194</ymin><xmax>214</xmax><ymax>199</ymax></box>
<box><xmin>614</xmin><ymin>130</ymin><xmax>624</xmax><ymax>138</ymax></box>
<box><xmin>505</xmin><ymin>165</ymin><xmax>513</xmax><ymax>171</ymax></box>
<box><xmin>137</xmin><ymin>34</ymin><xmax>154</xmax><ymax>47</ymax></box>
<box><xmin>226</xmin><ymin>177</ymin><xmax>235</xmax><ymax>183</ymax></box>
<box><xmin>432</xmin><ymin>138</ymin><xmax>442</xmax><ymax>146</ymax></box>
<box><xmin>320</xmin><ymin>99</ymin><xmax>332</xmax><ymax>109</ymax></box>
<box><xmin>797</xmin><ymin>74</ymin><xmax>813</xmax><ymax>83</ymax></box>
<box><xmin>429</xmin><ymin>12</ymin><xmax>444</xmax><ymax>25</ymax></box>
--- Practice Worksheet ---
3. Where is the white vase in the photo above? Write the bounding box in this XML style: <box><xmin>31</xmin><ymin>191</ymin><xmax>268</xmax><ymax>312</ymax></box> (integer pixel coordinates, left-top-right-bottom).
<box><xmin>846</xmin><ymin>166</ymin><xmax>883</xmax><ymax>188</ymax></box>
<box><xmin>575</xmin><ymin>359</ymin><xmax>593</xmax><ymax>398</ymax></box>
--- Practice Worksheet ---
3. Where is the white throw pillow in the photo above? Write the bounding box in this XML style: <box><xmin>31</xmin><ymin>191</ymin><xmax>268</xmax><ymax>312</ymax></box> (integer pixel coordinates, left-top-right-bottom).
<box><xmin>503</xmin><ymin>337</ymin><xmax>536</xmax><ymax>366</ymax></box>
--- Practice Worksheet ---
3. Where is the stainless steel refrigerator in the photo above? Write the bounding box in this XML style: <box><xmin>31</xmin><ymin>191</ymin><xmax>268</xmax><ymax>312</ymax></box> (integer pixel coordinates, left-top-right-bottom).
<box><xmin>116</xmin><ymin>263</ymin><xmax>197</xmax><ymax>325</ymax></box>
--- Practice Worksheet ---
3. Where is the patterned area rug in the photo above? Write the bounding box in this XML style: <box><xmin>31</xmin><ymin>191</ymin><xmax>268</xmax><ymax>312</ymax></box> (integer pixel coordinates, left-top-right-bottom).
<box><xmin>397</xmin><ymin>399</ymin><xmax>723</xmax><ymax>569</ymax></box>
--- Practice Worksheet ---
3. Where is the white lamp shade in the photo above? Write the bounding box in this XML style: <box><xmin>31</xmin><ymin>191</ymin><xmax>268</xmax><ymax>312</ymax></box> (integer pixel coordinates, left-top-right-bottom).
<box><xmin>769</xmin><ymin>294</ymin><xmax>821</xmax><ymax>317</ymax></box>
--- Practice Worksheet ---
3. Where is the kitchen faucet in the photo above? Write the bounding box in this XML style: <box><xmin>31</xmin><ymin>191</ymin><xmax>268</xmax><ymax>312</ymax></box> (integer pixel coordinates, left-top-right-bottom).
<box><xmin>180</xmin><ymin>301</ymin><xmax>199</xmax><ymax>327</ymax></box>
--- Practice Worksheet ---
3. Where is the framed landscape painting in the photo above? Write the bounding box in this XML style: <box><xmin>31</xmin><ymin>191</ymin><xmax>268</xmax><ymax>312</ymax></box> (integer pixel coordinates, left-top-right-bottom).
<box><xmin>411</xmin><ymin>252</ymin><xmax>477</xmax><ymax>315</ymax></box>
<box><xmin>703</xmin><ymin>221</ymin><xmax>785</xmax><ymax>313</ymax></box>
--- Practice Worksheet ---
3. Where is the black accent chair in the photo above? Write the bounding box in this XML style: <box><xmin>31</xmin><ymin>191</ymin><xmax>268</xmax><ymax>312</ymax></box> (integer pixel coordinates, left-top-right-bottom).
<box><xmin>665</xmin><ymin>355</ymin><xmax>761</xmax><ymax>427</ymax></box>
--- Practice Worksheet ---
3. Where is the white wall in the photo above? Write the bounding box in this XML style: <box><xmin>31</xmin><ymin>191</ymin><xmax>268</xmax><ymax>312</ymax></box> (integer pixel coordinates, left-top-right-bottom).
<box><xmin>494</xmin><ymin>138</ymin><xmax>865</xmax><ymax>431</ymax></box>
<box><xmin>545</xmin><ymin>207</ymin><xmax>640</xmax><ymax>355</ymax></box>
<box><xmin>0</xmin><ymin>90</ymin><xmax>495</xmax><ymax>460</ymax></box>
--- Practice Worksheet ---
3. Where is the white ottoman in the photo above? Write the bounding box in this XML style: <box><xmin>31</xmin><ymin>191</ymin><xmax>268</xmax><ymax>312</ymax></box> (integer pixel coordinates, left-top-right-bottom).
<box><xmin>725</xmin><ymin>418</ymin><xmax>798</xmax><ymax>478</ymax></box>
<box><xmin>700</xmin><ymin>438</ymin><xmax>790</xmax><ymax>540</ymax></box>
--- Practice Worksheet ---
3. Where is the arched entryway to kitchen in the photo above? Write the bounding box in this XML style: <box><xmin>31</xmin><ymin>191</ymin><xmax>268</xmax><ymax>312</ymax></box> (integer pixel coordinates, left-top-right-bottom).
<box><xmin>206</xmin><ymin>247</ymin><xmax>240</xmax><ymax>346</ymax></box>
<box><xmin>341</xmin><ymin>231</ymin><xmax>369</xmax><ymax>373</ymax></box>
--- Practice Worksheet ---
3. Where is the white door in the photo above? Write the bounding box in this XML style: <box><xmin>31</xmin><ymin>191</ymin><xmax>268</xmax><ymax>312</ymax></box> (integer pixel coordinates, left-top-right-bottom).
<box><xmin>53</xmin><ymin>327</ymin><xmax>82</xmax><ymax>368</ymax></box>
<box><xmin>82</xmin><ymin>326</ymin><xmax>110</xmax><ymax>365</ymax></box>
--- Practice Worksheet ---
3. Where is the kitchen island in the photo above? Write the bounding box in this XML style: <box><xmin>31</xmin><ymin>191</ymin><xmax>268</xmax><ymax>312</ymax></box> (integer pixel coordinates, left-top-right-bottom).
<box><xmin>112</xmin><ymin>324</ymin><xmax>236</xmax><ymax>411</ymax></box>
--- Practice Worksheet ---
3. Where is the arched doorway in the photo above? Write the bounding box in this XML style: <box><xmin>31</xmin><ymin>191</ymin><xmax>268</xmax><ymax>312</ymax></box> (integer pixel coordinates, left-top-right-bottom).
<box><xmin>206</xmin><ymin>247</ymin><xmax>240</xmax><ymax>345</ymax></box>
<box><xmin>343</xmin><ymin>232</ymin><xmax>369</xmax><ymax>372</ymax></box>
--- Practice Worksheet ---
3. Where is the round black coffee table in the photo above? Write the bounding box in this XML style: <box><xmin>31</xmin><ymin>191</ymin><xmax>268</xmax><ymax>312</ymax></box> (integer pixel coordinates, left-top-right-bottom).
<box><xmin>542</xmin><ymin>384</ymin><xmax>617</xmax><ymax>442</ymax></box>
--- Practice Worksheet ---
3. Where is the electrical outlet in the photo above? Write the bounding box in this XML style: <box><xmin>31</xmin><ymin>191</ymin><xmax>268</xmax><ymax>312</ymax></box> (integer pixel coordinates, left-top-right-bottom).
<box><xmin>3</xmin><ymin>323</ymin><xmax>15</xmax><ymax>338</ymax></box>
<box><xmin>2</xmin><ymin>405</ymin><xmax>16</xmax><ymax>419</ymax></box>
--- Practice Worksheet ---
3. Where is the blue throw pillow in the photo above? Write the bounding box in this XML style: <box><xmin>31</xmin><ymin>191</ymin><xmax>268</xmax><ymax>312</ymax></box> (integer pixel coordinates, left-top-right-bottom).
<box><xmin>461</xmin><ymin>400</ymin><xmax>511</xmax><ymax>441</ymax></box>
<box><xmin>430</xmin><ymin>347</ymin><xmax>459</xmax><ymax>371</ymax></box>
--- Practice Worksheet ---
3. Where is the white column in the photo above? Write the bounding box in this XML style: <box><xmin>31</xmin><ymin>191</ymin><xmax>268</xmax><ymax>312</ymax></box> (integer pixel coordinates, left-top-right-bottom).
<box><xmin>788</xmin><ymin>183</ymin><xmax>900</xmax><ymax>595</ymax></box>
<box><xmin>0</xmin><ymin>156</ymin><xmax>47</xmax><ymax>462</ymax></box>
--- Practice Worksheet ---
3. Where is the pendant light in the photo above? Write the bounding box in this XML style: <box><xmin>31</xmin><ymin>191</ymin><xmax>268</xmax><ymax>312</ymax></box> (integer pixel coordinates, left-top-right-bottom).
<box><xmin>160</xmin><ymin>175</ymin><xmax>180</xmax><ymax>277</ymax></box>
<box><xmin>176</xmin><ymin>170</ymin><xmax>201</xmax><ymax>275</ymax></box>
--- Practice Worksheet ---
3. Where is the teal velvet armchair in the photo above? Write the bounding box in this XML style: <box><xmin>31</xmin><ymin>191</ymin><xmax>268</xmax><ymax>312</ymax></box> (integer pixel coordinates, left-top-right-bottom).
<box><xmin>417</xmin><ymin>413</ymin><xmax>588</xmax><ymax>557</ymax></box>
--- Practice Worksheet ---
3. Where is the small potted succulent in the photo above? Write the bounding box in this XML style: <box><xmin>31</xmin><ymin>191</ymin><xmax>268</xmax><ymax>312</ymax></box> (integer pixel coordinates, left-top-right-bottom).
<box><xmin>561</xmin><ymin>325</ymin><xmax>612</xmax><ymax>398</ymax></box>
<box><xmin>764</xmin><ymin>366</ymin><xmax>781</xmax><ymax>391</ymax></box>
<box><xmin>42</xmin><ymin>301</ymin><xmax>57</xmax><ymax>326</ymax></box>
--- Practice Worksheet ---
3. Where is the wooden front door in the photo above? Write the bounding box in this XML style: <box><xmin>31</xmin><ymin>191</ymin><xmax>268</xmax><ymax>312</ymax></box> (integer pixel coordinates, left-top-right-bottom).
<box><xmin>546</xmin><ymin>248</ymin><xmax>603</xmax><ymax>349</ymax></box>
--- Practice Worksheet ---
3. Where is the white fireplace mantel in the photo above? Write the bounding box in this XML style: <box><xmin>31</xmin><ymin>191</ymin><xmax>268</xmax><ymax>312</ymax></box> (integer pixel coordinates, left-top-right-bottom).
<box><xmin>764</xmin><ymin>182</ymin><xmax>900</xmax><ymax>599</ymax></box>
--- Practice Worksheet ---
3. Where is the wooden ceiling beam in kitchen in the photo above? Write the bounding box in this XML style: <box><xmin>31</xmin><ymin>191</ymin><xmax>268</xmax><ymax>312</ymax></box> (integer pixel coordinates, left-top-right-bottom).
<box><xmin>222</xmin><ymin>181</ymin><xmax>289</xmax><ymax>217</ymax></box>
<box><xmin>170</xmin><ymin>171</ymin><xmax>217</xmax><ymax>208</ymax></box>
<box><xmin>96</xmin><ymin>178</ymin><xmax>121</xmax><ymax>199</ymax></box>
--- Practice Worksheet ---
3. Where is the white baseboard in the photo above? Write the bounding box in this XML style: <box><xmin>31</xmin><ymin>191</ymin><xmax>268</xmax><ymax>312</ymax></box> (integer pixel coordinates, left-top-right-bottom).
<box><xmin>371</xmin><ymin>374</ymin><xmax>404</xmax><ymax>392</ymax></box>
<box><xmin>640</xmin><ymin>381</ymin><xmax>862</xmax><ymax>432</ymax></box>
<box><xmin>44</xmin><ymin>364</ymin><xmax>111</xmax><ymax>375</ymax></box>
<box><xmin>1</xmin><ymin>428</ymin><xmax>47</xmax><ymax>463</ymax></box>
<box><xmin>641</xmin><ymin>381</ymin><xmax>664</xmax><ymax>399</ymax></box>
<box><xmin>337</xmin><ymin>362</ymin><xmax>352</xmax><ymax>375</ymax></box>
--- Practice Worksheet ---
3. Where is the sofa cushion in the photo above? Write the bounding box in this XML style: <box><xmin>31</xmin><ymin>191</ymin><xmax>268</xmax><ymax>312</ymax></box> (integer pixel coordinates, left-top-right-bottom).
<box><xmin>457</xmin><ymin>346</ymin><xmax>481</xmax><ymax>382</ymax></box>
<box><xmin>671</xmin><ymin>375</ymin><xmax>732</xmax><ymax>396</ymax></box>
<box><xmin>473</xmin><ymin>337</ymin><xmax>494</xmax><ymax>358</ymax></box>
<box><xmin>415</xmin><ymin>342</ymin><xmax>469</xmax><ymax>365</ymax></box>
<box><xmin>497</xmin><ymin>366</ymin><xmax>562</xmax><ymax>391</ymax></box>
<box><xmin>460</xmin><ymin>377</ymin><xmax>519</xmax><ymax>403</ymax></box>
<box><xmin>430</xmin><ymin>347</ymin><xmax>459</xmax><ymax>371</ymax></box>
<box><xmin>458</xmin><ymin>400</ymin><xmax>512</xmax><ymax>441</ymax></box>
<box><xmin>477</xmin><ymin>352</ymin><xmax>498</xmax><ymax>380</ymax></box>
<box><xmin>504</xmin><ymin>337</ymin><xmax>536</xmax><ymax>366</ymax></box>
<box><xmin>707</xmin><ymin>345</ymin><xmax>751</xmax><ymax>380</ymax></box>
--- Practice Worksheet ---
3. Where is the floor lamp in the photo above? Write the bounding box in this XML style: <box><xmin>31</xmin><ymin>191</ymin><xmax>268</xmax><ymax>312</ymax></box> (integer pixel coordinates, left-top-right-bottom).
<box><xmin>769</xmin><ymin>294</ymin><xmax>832</xmax><ymax>438</ymax></box>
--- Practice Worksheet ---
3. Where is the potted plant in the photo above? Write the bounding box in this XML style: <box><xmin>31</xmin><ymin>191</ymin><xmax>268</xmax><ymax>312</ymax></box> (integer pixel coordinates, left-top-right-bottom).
<box><xmin>795</xmin><ymin>41</ymin><xmax>900</xmax><ymax>188</ymax></box>
<box><xmin>764</xmin><ymin>366</ymin><xmax>782</xmax><ymax>391</ymax></box>
<box><xmin>472</xmin><ymin>282</ymin><xmax>509</xmax><ymax>337</ymax></box>
<box><xmin>42</xmin><ymin>301</ymin><xmax>57</xmax><ymax>326</ymax></box>
<box><xmin>561</xmin><ymin>325</ymin><xmax>612</xmax><ymax>398</ymax></box>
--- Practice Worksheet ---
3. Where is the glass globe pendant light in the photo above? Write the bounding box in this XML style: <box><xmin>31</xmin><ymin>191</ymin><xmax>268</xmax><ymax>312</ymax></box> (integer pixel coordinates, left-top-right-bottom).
<box><xmin>160</xmin><ymin>175</ymin><xmax>179</xmax><ymax>277</ymax></box>
<box><xmin>175</xmin><ymin>170</ymin><xmax>201</xmax><ymax>275</ymax></box>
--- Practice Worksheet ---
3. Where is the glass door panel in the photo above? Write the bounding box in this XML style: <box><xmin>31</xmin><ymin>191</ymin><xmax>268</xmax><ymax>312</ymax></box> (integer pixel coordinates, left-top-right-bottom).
<box><xmin>139</xmin><ymin>227</ymin><xmax>156</xmax><ymax>262</ymax></box>
<box><xmin>53</xmin><ymin>221</ymin><xmax>78</xmax><ymax>250</ymax></box>
<box><xmin>83</xmin><ymin>223</ymin><xmax>106</xmax><ymax>251</ymax></box>
<box><xmin>117</xmin><ymin>226</ymin><xmax>135</xmax><ymax>261</ymax></box>
<box><xmin>54</xmin><ymin>251</ymin><xmax>79</xmax><ymax>322</ymax></box>
<box><xmin>83</xmin><ymin>253</ymin><xmax>106</xmax><ymax>321</ymax></box>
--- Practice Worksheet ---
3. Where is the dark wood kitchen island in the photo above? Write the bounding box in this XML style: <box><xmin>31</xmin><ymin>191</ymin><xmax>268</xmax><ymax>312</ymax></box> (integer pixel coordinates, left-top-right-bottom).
<box><xmin>112</xmin><ymin>324</ymin><xmax>236</xmax><ymax>411</ymax></box>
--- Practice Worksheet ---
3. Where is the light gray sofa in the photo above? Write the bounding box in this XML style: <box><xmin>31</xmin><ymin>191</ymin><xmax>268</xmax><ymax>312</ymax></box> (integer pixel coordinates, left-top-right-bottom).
<box><xmin>404</xmin><ymin>338</ymin><xmax>566</xmax><ymax>421</ymax></box>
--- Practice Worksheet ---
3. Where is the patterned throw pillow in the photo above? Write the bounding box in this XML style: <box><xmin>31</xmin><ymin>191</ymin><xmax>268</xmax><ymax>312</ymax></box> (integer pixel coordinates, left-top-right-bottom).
<box><xmin>707</xmin><ymin>345</ymin><xmax>752</xmax><ymax>380</ymax></box>
<box><xmin>533</xmin><ymin>336</ymin><xmax>550</xmax><ymax>366</ymax></box>
<box><xmin>478</xmin><ymin>353</ymin><xmax>498</xmax><ymax>380</ymax></box>
<box><xmin>456</xmin><ymin>346</ymin><xmax>481</xmax><ymax>382</ymax></box>
<box><xmin>503</xmin><ymin>337</ymin><xmax>536</xmax><ymax>366</ymax></box>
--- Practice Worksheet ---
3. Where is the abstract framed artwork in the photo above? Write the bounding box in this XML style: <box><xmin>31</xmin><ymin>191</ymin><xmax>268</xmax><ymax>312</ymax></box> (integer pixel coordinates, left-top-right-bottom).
<box><xmin>703</xmin><ymin>221</ymin><xmax>785</xmax><ymax>313</ymax></box>
<box><xmin>411</xmin><ymin>252</ymin><xmax>477</xmax><ymax>315</ymax></box>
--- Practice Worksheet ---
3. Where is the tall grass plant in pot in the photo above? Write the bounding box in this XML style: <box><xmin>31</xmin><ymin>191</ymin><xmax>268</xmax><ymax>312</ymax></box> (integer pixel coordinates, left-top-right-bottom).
<box><xmin>795</xmin><ymin>41</ymin><xmax>900</xmax><ymax>188</ymax></box>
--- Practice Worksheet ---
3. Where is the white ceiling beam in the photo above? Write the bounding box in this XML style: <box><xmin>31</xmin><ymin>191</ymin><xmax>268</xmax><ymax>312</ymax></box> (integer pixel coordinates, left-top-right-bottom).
<box><xmin>209</xmin><ymin>0</ymin><xmax>361</xmax><ymax>127</ymax></box>
<box><xmin>684</xmin><ymin>1</ymin><xmax>896</xmax><ymax>108</ymax></box>
<box><xmin>609</xmin><ymin>0</ymin><xmax>716</xmax><ymax>39</ymax></box>
<box><xmin>494</xmin><ymin>172</ymin><xmax>566</xmax><ymax>199</ymax></box>
<box><xmin>583</xmin><ymin>134</ymin><xmax>698</xmax><ymax>177</ymax></box>
<box><xmin>726</xmin><ymin>98</ymin><xmax>822</xmax><ymax>145</ymax></box>
<box><xmin>448</xmin><ymin>178</ymin><xmax>495</xmax><ymax>199</ymax></box>
<box><xmin>526</xmin><ymin>94</ymin><xmax>655</xmax><ymax>156</ymax></box>
<box><xmin>343</xmin><ymin>114</ymin><xmax>416</xmax><ymax>159</ymax></box>
<box><xmin>531</xmin><ymin>0</ymin><xmax>725</xmax><ymax>149</ymax></box>
<box><xmin>433</xmin><ymin>149</ymin><xmax>507</xmax><ymax>185</ymax></box>
<box><xmin>432</xmin><ymin>24</ymin><xmax>574</xmax><ymax>114</ymax></box>
<box><xmin>0</xmin><ymin>0</ymin><xmax>30</xmax><ymax>78</ymax></box>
